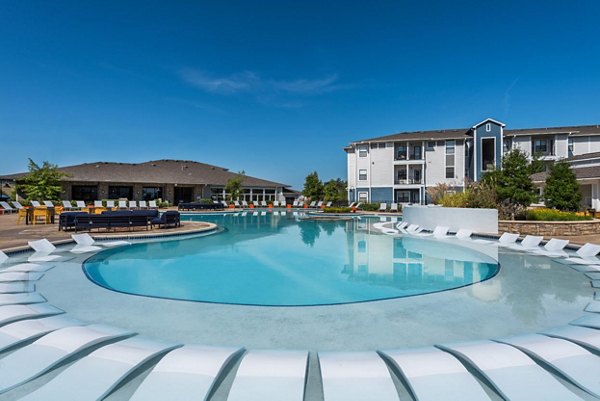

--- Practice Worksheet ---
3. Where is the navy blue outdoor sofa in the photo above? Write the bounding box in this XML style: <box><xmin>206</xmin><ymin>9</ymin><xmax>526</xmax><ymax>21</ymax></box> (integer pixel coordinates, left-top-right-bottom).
<box><xmin>59</xmin><ymin>210</ymin><xmax>180</xmax><ymax>232</ymax></box>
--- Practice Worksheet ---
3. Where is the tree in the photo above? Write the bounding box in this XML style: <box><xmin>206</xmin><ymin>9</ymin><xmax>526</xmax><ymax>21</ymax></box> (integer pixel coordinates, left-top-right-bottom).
<box><xmin>302</xmin><ymin>171</ymin><xmax>324</xmax><ymax>200</ymax></box>
<box><xmin>544</xmin><ymin>161</ymin><xmax>582</xmax><ymax>211</ymax></box>
<box><xmin>493</xmin><ymin>149</ymin><xmax>537</xmax><ymax>219</ymax></box>
<box><xmin>224</xmin><ymin>171</ymin><xmax>245</xmax><ymax>202</ymax></box>
<box><xmin>18</xmin><ymin>159</ymin><xmax>67</xmax><ymax>201</ymax></box>
<box><xmin>323</xmin><ymin>178</ymin><xmax>347</xmax><ymax>205</ymax></box>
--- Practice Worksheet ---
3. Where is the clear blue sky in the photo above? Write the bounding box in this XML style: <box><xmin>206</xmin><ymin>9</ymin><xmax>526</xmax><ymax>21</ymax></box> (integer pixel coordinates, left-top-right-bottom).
<box><xmin>1</xmin><ymin>1</ymin><xmax>599</xmax><ymax>189</ymax></box>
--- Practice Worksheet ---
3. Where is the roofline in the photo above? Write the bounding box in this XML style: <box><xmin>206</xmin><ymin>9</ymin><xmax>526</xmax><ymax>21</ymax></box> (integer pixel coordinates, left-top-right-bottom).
<box><xmin>472</xmin><ymin>118</ymin><xmax>506</xmax><ymax>129</ymax></box>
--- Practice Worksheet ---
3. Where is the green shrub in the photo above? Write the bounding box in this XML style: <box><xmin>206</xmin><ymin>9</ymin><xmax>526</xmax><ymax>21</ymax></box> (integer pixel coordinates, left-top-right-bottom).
<box><xmin>523</xmin><ymin>208</ymin><xmax>592</xmax><ymax>221</ymax></box>
<box><xmin>439</xmin><ymin>192</ymin><xmax>469</xmax><ymax>207</ymax></box>
<box><xmin>359</xmin><ymin>202</ymin><xmax>381</xmax><ymax>211</ymax></box>
<box><xmin>323</xmin><ymin>207</ymin><xmax>352</xmax><ymax>213</ymax></box>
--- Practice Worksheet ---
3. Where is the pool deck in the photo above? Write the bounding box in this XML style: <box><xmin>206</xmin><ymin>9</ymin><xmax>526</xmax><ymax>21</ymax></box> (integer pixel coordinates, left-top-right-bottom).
<box><xmin>0</xmin><ymin>209</ymin><xmax>213</xmax><ymax>251</ymax></box>
<box><xmin>2</xmin><ymin>209</ymin><xmax>600</xmax><ymax>250</ymax></box>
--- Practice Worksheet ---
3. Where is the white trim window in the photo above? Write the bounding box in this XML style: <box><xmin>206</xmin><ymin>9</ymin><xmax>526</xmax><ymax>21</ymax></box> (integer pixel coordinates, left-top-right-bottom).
<box><xmin>445</xmin><ymin>140</ymin><xmax>455</xmax><ymax>179</ymax></box>
<box><xmin>486</xmin><ymin>123</ymin><xmax>492</xmax><ymax>132</ymax></box>
<box><xmin>358</xmin><ymin>191</ymin><xmax>369</xmax><ymax>202</ymax></box>
<box><xmin>358</xmin><ymin>145</ymin><xmax>368</xmax><ymax>158</ymax></box>
<box><xmin>358</xmin><ymin>169</ymin><xmax>367</xmax><ymax>181</ymax></box>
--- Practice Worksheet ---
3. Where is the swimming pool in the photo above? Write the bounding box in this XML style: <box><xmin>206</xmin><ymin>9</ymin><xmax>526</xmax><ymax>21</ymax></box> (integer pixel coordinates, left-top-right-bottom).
<box><xmin>83</xmin><ymin>213</ymin><xmax>499</xmax><ymax>306</ymax></box>
<box><xmin>36</xmin><ymin>212</ymin><xmax>593</xmax><ymax>350</ymax></box>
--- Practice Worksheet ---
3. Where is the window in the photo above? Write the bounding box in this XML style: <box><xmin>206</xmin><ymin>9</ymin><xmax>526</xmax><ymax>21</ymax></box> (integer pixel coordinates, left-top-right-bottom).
<box><xmin>370</xmin><ymin>143</ymin><xmax>377</xmax><ymax>149</ymax></box>
<box><xmin>142</xmin><ymin>187</ymin><xmax>163</xmax><ymax>201</ymax></box>
<box><xmin>378</xmin><ymin>143</ymin><xmax>386</xmax><ymax>149</ymax></box>
<box><xmin>486</xmin><ymin>123</ymin><xmax>491</xmax><ymax>132</ymax></box>
<box><xmin>395</xmin><ymin>144</ymin><xmax>407</xmax><ymax>160</ymax></box>
<box><xmin>396</xmin><ymin>167</ymin><xmax>407</xmax><ymax>182</ymax></box>
<box><xmin>568</xmin><ymin>137</ymin><xmax>574</xmax><ymax>153</ymax></box>
<box><xmin>358</xmin><ymin>169</ymin><xmax>367</xmax><ymax>180</ymax></box>
<box><xmin>426</xmin><ymin>141</ymin><xmax>435</xmax><ymax>150</ymax></box>
<box><xmin>481</xmin><ymin>138</ymin><xmax>496</xmax><ymax>171</ymax></box>
<box><xmin>358</xmin><ymin>191</ymin><xmax>369</xmax><ymax>202</ymax></box>
<box><xmin>108</xmin><ymin>186</ymin><xmax>133</xmax><ymax>199</ymax></box>
<box><xmin>445</xmin><ymin>140</ymin><xmax>455</xmax><ymax>179</ymax></box>
<box><xmin>71</xmin><ymin>185</ymin><xmax>98</xmax><ymax>203</ymax></box>
<box><xmin>532</xmin><ymin>139</ymin><xmax>554</xmax><ymax>155</ymax></box>
<box><xmin>396</xmin><ymin>190</ymin><xmax>411</xmax><ymax>203</ymax></box>
<box><xmin>358</xmin><ymin>145</ymin><xmax>368</xmax><ymax>157</ymax></box>
<box><xmin>413</xmin><ymin>169</ymin><xmax>421</xmax><ymax>183</ymax></box>
<box><xmin>410</xmin><ymin>145</ymin><xmax>422</xmax><ymax>160</ymax></box>
<box><xmin>357</xmin><ymin>240</ymin><xmax>366</xmax><ymax>253</ymax></box>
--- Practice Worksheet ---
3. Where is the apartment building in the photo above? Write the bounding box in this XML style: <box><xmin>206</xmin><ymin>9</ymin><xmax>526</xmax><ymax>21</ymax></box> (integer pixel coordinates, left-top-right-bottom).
<box><xmin>346</xmin><ymin>119</ymin><xmax>600</xmax><ymax>207</ymax></box>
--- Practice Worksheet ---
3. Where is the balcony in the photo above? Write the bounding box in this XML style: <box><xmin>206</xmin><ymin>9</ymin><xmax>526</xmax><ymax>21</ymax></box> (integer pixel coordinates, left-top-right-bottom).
<box><xmin>394</xmin><ymin>178</ymin><xmax>423</xmax><ymax>185</ymax></box>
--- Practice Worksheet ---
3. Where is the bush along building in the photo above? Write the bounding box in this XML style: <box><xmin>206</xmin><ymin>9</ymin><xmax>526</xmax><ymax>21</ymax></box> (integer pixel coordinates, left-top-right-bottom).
<box><xmin>345</xmin><ymin>118</ymin><xmax>600</xmax><ymax>208</ymax></box>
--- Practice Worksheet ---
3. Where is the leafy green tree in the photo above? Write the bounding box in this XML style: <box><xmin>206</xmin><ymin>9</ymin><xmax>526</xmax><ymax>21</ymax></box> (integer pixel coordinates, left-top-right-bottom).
<box><xmin>528</xmin><ymin>152</ymin><xmax>546</xmax><ymax>175</ymax></box>
<box><xmin>323</xmin><ymin>178</ymin><xmax>347</xmax><ymax>205</ymax></box>
<box><xmin>224</xmin><ymin>171</ymin><xmax>245</xmax><ymax>202</ymax></box>
<box><xmin>495</xmin><ymin>149</ymin><xmax>537</xmax><ymax>219</ymax></box>
<box><xmin>18</xmin><ymin>159</ymin><xmax>67</xmax><ymax>201</ymax></box>
<box><xmin>302</xmin><ymin>171</ymin><xmax>324</xmax><ymax>200</ymax></box>
<box><xmin>543</xmin><ymin>161</ymin><xmax>582</xmax><ymax>211</ymax></box>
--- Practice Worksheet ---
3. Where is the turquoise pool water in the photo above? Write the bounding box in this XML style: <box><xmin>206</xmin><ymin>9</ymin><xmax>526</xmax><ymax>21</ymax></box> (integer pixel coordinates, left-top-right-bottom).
<box><xmin>83</xmin><ymin>213</ymin><xmax>499</xmax><ymax>306</ymax></box>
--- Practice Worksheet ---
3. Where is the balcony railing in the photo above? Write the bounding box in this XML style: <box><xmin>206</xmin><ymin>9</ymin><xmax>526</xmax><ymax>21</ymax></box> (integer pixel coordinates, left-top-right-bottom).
<box><xmin>394</xmin><ymin>178</ymin><xmax>423</xmax><ymax>185</ymax></box>
<box><xmin>394</xmin><ymin>155</ymin><xmax>424</xmax><ymax>161</ymax></box>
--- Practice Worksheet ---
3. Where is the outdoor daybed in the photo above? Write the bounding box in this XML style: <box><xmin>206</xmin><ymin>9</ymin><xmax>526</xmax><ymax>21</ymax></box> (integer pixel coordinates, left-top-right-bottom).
<box><xmin>59</xmin><ymin>210</ymin><xmax>180</xmax><ymax>232</ymax></box>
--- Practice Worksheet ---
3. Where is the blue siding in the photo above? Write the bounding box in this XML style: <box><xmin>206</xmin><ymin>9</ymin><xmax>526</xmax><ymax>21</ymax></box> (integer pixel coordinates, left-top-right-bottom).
<box><xmin>474</xmin><ymin>121</ymin><xmax>503</xmax><ymax>180</ymax></box>
<box><xmin>348</xmin><ymin>189</ymin><xmax>356</xmax><ymax>202</ymax></box>
<box><xmin>370</xmin><ymin>187</ymin><xmax>393</xmax><ymax>203</ymax></box>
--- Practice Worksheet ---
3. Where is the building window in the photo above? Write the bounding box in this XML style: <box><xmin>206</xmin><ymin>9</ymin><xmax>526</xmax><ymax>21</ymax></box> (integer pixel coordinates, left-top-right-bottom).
<box><xmin>409</xmin><ymin>145</ymin><xmax>422</xmax><ymax>160</ymax></box>
<box><xmin>378</xmin><ymin>143</ymin><xmax>386</xmax><ymax>149</ymax></box>
<box><xmin>486</xmin><ymin>123</ymin><xmax>491</xmax><ymax>132</ymax></box>
<box><xmin>481</xmin><ymin>138</ymin><xmax>496</xmax><ymax>171</ymax></box>
<box><xmin>142</xmin><ymin>187</ymin><xmax>163</xmax><ymax>201</ymax></box>
<box><xmin>358</xmin><ymin>145</ymin><xmax>368</xmax><ymax>157</ymax></box>
<box><xmin>445</xmin><ymin>140</ymin><xmax>455</xmax><ymax>179</ymax></box>
<box><xmin>396</xmin><ymin>167</ymin><xmax>407</xmax><ymax>183</ymax></box>
<box><xmin>370</xmin><ymin>143</ymin><xmax>377</xmax><ymax>149</ymax></box>
<box><xmin>426</xmin><ymin>141</ymin><xmax>435</xmax><ymax>150</ymax></box>
<box><xmin>532</xmin><ymin>139</ymin><xmax>554</xmax><ymax>155</ymax></box>
<box><xmin>72</xmin><ymin>185</ymin><xmax>98</xmax><ymax>203</ymax></box>
<box><xmin>358</xmin><ymin>191</ymin><xmax>369</xmax><ymax>202</ymax></box>
<box><xmin>395</xmin><ymin>144</ymin><xmax>407</xmax><ymax>160</ymax></box>
<box><xmin>568</xmin><ymin>137</ymin><xmax>574</xmax><ymax>153</ymax></box>
<box><xmin>108</xmin><ymin>186</ymin><xmax>133</xmax><ymax>199</ymax></box>
<box><xmin>358</xmin><ymin>169</ymin><xmax>367</xmax><ymax>181</ymax></box>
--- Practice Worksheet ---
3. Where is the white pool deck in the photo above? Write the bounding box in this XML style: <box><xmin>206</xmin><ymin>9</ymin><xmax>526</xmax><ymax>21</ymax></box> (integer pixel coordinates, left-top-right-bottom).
<box><xmin>0</xmin><ymin>232</ymin><xmax>599</xmax><ymax>400</ymax></box>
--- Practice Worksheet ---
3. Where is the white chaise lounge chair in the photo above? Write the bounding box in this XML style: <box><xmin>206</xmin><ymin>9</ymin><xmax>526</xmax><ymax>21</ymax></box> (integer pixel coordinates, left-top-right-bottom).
<box><xmin>118</xmin><ymin>200</ymin><xmax>128</xmax><ymax>209</ymax></box>
<box><xmin>106</xmin><ymin>200</ymin><xmax>115</xmax><ymax>209</ymax></box>
<box><xmin>0</xmin><ymin>250</ymin><xmax>8</xmax><ymax>265</ymax></box>
<box><xmin>129</xmin><ymin>200</ymin><xmax>138</xmax><ymax>209</ymax></box>
<box><xmin>61</xmin><ymin>200</ymin><xmax>75</xmax><ymax>211</ymax></box>
<box><xmin>0</xmin><ymin>293</ymin><xmax>45</xmax><ymax>306</ymax></box>
<box><xmin>0</xmin><ymin>324</ymin><xmax>134</xmax><ymax>394</ymax></box>
<box><xmin>19</xmin><ymin>337</ymin><xmax>179</xmax><ymax>401</ymax></box>
<box><xmin>0</xmin><ymin>202</ymin><xmax>16</xmax><ymax>214</ymax></box>
<box><xmin>561</xmin><ymin>243</ymin><xmax>600</xmax><ymax>265</ymax></box>
<box><xmin>533</xmin><ymin>238</ymin><xmax>569</xmax><ymax>257</ymax></box>
<box><xmin>131</xmin><ymin>345</ymin><xmax>243</xmax><ymax>401</ymax></box>
<box><xmin>148</xmin><ymin>200</ymin><xmax>158</xmax><ymax>209</ymax></box>
<box><xmin>71</xmin><ymin>233</ymin><xmax>130</xmax><ymax>253</ymax></box>
<box><xmin>75</xmin><ymin>200</ymin><xmax>86</xmax><ymax>209</ymax></box>
<box><xmin>473</xmin><ymin>232</ymin><xmax>519</xmax><ymax>246</ymax></box>
<box><xmin>507</xmin><ymin>235</ymin><xmax>544</xmax><ymax>251</ymax></box>
<box><xmin>0</xmin><ymin>282</ymin><xmax>35</xmax><ymax>294</ymax></box>
<box><xmin>94</xmin><ymin>200</ymin><xmax>103</xmax><ymax>208</ymax></box>
<box><xmin>438</xmin><ymin>341</ymin><xmax>581</xmax><ymax>401</ymax></box>
<box><xmin>12</xmin><ymin>201</ymin><xmax>25</xmax><ymax>210</ymax></box>
<box><xmin>27</xmin><ymin>239</ymin><xmax>62</xmax><ymax>262</ymax></box>
<box><xmin>42</xmin><ymin>201</ymin><xmax>54</xmax><ymax>208</ymax></box>
<box><xmin>381</xmin><ymin>347</ymin><xmax>491</xmax><ymax>401</ymax></box>
<box><xmin>389</xmin><ymin>203</ymin><xmax>398</xmax><ymax>212</ymax></box>
<box><xmin>227</xmin><ymin>350</ymin><xmax>308</xmax><ymax>401</ymax></box>
<box><xmin>0</xmin><ymin>303</ymin><xmax>64</xmax><ymax>326</ymax></box>
<box><xmin>0</xmin><ymin>315</ymin><xmax>82</xmax><ymax>354</ymax></box>
<box><xmin>415</xmin><ymin>226</ymin><xmax>449</xmax><ymax>238</ymax></box>
<box><xmin>138</xmin><ymin>200</ymin><xmax>148</xmax><ymax>209</ymax></box>
<box><xmin>30</xmin><ymin>201</ymin><xmax>41</xmax><ymax>208</ymax></box>
<box><xmin>242</xmin><ymin>200</ymin><xmax>249</xmax><ymax>208</ymax></box>
<box><xmin>404</xmin><ymin>224</ymin><xmax>424</xmax><ymax>234</ymax></box>
<box><xmin>273</xmin><ymin>200</ymin><xmax>279</xmax><ymax>207</ymax></box>
<box><xmin>454</xmin><ymin>229</ymin><xmax>473</xmax><ymax>240</ymax></box>
<box><xmin>319</xmin><ymin>352</ymin><xmax>399</xmax><ymax>401</ymax></box>
<box><xmin>379</xmin><ymin>203</ymin><xmax>387</xmax><ymax>212</ymax></box>
<box><xmin>542</xmin><ymin>325</ymin><xmax>600</xmax><ymax>353</ymax></box>
<box><xmin>496</xmin><ymin>333</ymin><xmax>600</xmax><ymax>397</ymax></box>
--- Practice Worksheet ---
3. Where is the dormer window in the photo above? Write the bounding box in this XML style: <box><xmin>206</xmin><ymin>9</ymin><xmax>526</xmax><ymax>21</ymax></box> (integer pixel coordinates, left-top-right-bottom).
<box><xmin>485</xmin><ymin>123</ymin><xmax>491</xmax><ymax>132</ymax></box>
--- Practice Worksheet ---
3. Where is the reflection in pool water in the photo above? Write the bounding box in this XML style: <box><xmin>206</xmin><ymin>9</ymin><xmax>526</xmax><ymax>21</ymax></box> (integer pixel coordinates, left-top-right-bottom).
<box><xmin>84</xmin><ymin>213</ymin><xmax>499</xmax><ymax>306</ymax></box>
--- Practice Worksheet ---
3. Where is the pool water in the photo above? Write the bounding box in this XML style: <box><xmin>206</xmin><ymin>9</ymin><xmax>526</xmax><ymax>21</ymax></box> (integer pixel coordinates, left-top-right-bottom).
<box><xmin>83</xmin><ymin>213</ymin><xmax>499</xmax><ymax>306</ymax></box>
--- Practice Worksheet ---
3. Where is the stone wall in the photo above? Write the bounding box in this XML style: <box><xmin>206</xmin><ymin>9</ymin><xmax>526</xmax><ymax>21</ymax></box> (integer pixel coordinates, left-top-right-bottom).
<box><xmin>499</xmin><ymin>220</ymin><xmax>600</xmax><ymax>236</ymax></box>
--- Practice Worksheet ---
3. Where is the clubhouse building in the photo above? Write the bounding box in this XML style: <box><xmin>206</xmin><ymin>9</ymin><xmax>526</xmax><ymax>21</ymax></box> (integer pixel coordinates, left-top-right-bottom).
<box><xmin>346</xmin><ymin>118</ymin><xmax>600</xmax><ymax>209</ymax></box>
<box><xmin>1</xmin><ymin>159</ymin><xmax>294</xmax><ymax>205</ymax></box>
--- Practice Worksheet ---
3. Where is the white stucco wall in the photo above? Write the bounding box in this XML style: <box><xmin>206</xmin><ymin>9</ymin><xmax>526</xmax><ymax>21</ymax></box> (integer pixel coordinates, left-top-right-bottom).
<box><xmin>403</xmin><ymin>205</ymin><xmax>498</xmax><ymax>234</ymax></box>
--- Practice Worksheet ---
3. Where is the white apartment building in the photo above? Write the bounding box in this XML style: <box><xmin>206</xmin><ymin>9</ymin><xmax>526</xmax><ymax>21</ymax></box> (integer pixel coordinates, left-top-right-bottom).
<box><xmin>346</xmin><ymin>118</ymin><xmax>600</xmax><ymax>208</ymax></box>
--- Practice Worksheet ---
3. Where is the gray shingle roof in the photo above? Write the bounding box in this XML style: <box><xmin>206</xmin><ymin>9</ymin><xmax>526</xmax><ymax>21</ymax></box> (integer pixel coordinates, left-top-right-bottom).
<box><xmin>505</xmin><ymin>125</ymin><xmax>600</xmax><ymax>137</ymax></box>
<box><xmin>0</xmin><ymin>159</ymin><xmax>289</xmax><ymax>188</ymax></box>
<box><xmin>565</xmin><ymin>151</ymin><xmax>600</xmax><ymax>162</ymax></box>
<box><xmin>531</xmin><ymin>165</ymin><xmax>600</xmax><ymax>182</ymax></box>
